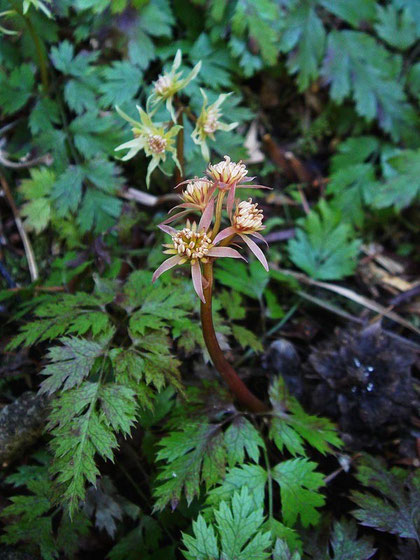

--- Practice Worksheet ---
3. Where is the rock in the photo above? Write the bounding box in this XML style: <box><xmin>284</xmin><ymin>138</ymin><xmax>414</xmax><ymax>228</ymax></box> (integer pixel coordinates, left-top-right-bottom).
<box><xmin>0</xmin><ymin>392</ymin><xmax>49</xmax><ymax>466</ymax></box>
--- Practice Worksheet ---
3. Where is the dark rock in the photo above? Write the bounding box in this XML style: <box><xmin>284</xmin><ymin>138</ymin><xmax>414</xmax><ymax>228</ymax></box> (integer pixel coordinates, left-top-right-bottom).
<box><xmin>263</xmin><ymin>338</ymin><xmax>303</xmax><ymax>399</ymax></box>
<box><xmin>0</xmin><ymin>392</ymin><xmax>49</xmax><ymax>465</ymax></box>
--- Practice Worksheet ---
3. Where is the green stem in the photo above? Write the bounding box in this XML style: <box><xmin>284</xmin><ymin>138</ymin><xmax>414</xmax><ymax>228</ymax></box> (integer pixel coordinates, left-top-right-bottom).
<box><xmin>211</xmin><ymin>191</ymin><xmax>226</xmax><ymax>240</ymax></box>
<box><xmin>263</xmin><ymin>445</ymin><xmax>273</xmax><ymax>520</ymax></box>
<box><xmin>11</xmin><ymin>0</ymin><xmax>49</xmax><ymax>91</ymax></box>
<box><xmin>201</xmin><ymin>261</ymin><xmax>267</xmax><ymax>413</ymax></box>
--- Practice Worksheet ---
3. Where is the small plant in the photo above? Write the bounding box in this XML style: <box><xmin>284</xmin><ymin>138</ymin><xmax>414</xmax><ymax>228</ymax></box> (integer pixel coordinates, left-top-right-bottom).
<box><xmin>151</xmin><ymin>156</ymin><xmax>270</xmax><ymax>412</ymax></box>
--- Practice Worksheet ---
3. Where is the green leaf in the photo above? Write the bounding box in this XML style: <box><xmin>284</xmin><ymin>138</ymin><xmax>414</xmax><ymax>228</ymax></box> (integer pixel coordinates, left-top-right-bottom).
<box><xmin>0</xmin><ymin>64</ymin><xmax>34</xmax><ymax>114</ymax></box>
<box><xmin>224</xmin><ymin>416</ymin><xmax>265</xmax><ymax>466</ymax></box>
<box><xmin>182</xmin><ymin>488</ymin><xmax>272</xmax><ymax>560</ymax></box>
<box><xmin>138</xmin><ymin>0</ymin><xmax>174</xmax><ymax>37</ymax></box>
<box><xmin>327</xmin><ymin>519</ymin><xmax>376</xmax><ymax>560</ymax></box>
<box><xmin>272</xmin><ymin>458</ymin><xmax>325</xmax><ymax>527</ymax></box>
<box><xmin>372</xmin><ymin>149</ymin><xmax>420</xmax><ymax>210</ymax></box>
<box><xmin>99</xmin><ymin>61</ymin><xmax>143</xmax><ymax>107</ymax></box>
<box><xmin>374</xmin><ymin>4</ymin><xmax>418</xmax><ymax>50</ymax></box>
<box><xmin>215</xmin><ymin>260</ymin><xmax>269</xmax><ymax>300</ymax></box>
<box><xmin>288</xmin><ymin>200</ymin><xmax>360</xmax><ymax>280</ymax></box>
<box><xmin>321</xmin><ymin>31</ymin><xmax>414</xmax><ymax>140</ymax></box>
<box><xmin>232</xmin><ymin>324</ymin><xmax>264</xmax><ymax>353</ymax></box>
<box><xmin>39</xmin><ymin>337</ymin><xmax>106</xmax><ymax>395</ymax></box>
<box><xmin>52</xmin><ymin>165</ymin><xmax>85</xmax><ymax>216</ymax></box>
<box><xmin>319</xmin><ymin>0</ymin><xmax>376</xmax><ymax>27</ymax></box>
<box><xmin>29</xmin><ymin>97</ymin><xmax>60</xmax><ymax>134</ymax></box>
<box><xmin>77</xmin><ymin>188</ymin><xmax>122</xmax><ymax>233</ymax></box>
<box><xmin>351</xmin><ymin>454</ymin><xmax>420</xmax><ymax>541</ymax></box>
<box><xmin>280</xmin><ymin>1</ymin><xmax>326</xmax><ymax>91</ymax></box>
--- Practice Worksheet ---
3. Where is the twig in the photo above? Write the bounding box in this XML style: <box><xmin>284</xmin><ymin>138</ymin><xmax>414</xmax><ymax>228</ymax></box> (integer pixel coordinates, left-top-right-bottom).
<box><xmin>0</xmin><ymin>173</ymin><xmax>38</xmax><ymax>281</ymax></box>
<box><xmin>0</xmin><ymin>147</ymin><xmax>52</xmax><ymax>169</ymax></box>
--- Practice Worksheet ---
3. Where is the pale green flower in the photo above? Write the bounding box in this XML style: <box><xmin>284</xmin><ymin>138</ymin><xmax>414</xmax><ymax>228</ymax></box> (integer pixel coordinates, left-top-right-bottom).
<box><xmin>148</xmin><ymin>49</ymin><xmax>201</xmax><ymax>122</ymax></box>
<box><xmin>191</xmin><ymin>89</ymin><xmax>238</xmax><ymax>161</ymax></box>
<box><xmin>115</xmin><ymin>105</ymin><xmax>182</xmax><ymax>188</ymax></box>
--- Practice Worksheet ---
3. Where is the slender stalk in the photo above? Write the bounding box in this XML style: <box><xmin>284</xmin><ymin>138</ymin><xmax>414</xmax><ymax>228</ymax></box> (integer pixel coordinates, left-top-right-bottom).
<box><xmin>11</xmin><ymin>0</ymin><xmax>49</xmax><ymax>91</ymax></box>
<box><xmin>262</xmin><ymin>445</ymin><xmax>273</xmax><ymax>520</ymax></box>
<box><xmin>201</xmin><ymin>261</ymin><xmax>267</xmax><ymax>413</ymax></box>
<box><xmin>210</xmin><ymin>191</ymin><xmax>225</xmax><ymax>240</ymax></box>
<box><xmin>175</xmin><ymin>106</ymin><xmax>184</xmax><ymax>186</ymax></box>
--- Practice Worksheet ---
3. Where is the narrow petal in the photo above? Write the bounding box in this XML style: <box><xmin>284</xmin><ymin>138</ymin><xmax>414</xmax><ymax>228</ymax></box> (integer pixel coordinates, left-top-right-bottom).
<box><xmin>146</xmin><ymin>157</ymin><xmax>160</xmax><ymax>188</ymax></box>
<box><xmin>240</xmin><ymin>234</ymin><xmax>269</xmax><ymax>271</ymax></box>
<box><xmin>226</xmin><ymin>184</ymin><xmax>236</xmax><ymax>217</ymax></box>
<box><xmin>115</xmin><ymin>106</ymin><xmax>141</xmax><ymax>128</ymax></box>
<box><xmin>115</xmin><ymin>138</ymin><xmax>143</xmax><ymax>152</ymax></box>
<box><xmin>236</xmin><ymin>184</ymin><xmax>272</xmax><ymax>190</ymax></box>
<box><xmin>158</xmin><ymin>223</ymin><xmax>178</xmax><ymax>235</ymax></box>
<box><xmin>191</xmin><ymin>261</ymin><xmax>205</xmax><ymax>303</ymax></box>
<box><xmin>173</xmin><ymin>49</ymin><xmax>182</xmax><ymax>70</ymax></box>
<box><xmin>160</xmin><ymin>209</ymin><xmax>191</xmax><ymax>225</ymax></box>
<box><xmin>198</xmin><ymin>198</ymin><xmax>215</xmax><ymax>231</ymax></box>
<box><xmin>207</xmin><ymin>247</ymin><xmax>246</xmax><ymax>260</ymax></box>
<box><xmin>213</xmin><ymin>226</ymin><xmax>237</xmax><ymax>245</ymax></box>
<box><xmin>250</xmin><ymin>231</ymin><xmax>269</xmax><ymax>247</ymax></box>
<box><xmin>152</xmin><ymin>255</ymin><xmax>182</xmax><ymax>282</ymax></box>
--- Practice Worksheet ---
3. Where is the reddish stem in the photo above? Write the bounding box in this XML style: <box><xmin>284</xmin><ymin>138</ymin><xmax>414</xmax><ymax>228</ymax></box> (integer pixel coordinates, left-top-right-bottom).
<box><xmin>200</xmin><ymin>261</ymin><xmax>267</xmax><ymax>413</ymax></box>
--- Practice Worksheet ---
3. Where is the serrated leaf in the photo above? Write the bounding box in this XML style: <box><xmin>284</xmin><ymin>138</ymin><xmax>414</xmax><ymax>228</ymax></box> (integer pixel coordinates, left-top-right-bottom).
<box><xmin>0</xmin><ymin>64</ymin><xmax>34</xmax><ymax>114</ymax></box>
<box><xmin>183</xmin><ymin>487</ymin><xmax>272</xmax><ymax>560</ymax></box>
<box><xmin>372</xmin><ymin>149</ymin><xmax>420</xmax><ymax>209</ymax></box>
<box><xmin>272</xmin><ymin>458</ymin><xmax>325</xmax><ymax>527</ymax></box>
<box><xmin>319</xmin><ymin>0</ymin><xmax>376</xmax><ymax>27</ymax></box>
<box><xmin>328</xmin><ymin>519</ymin><xmax>376</xmax><ymax>560</ymax></box>
<box><xmin>351</xmin><ymin>455</ymin><xmax>420</xmax><ymax>541</ymax></box>
<box><xmin>99</xmin><ymin>61</ymin><xmax>143</xmax><ymax>106</ymax></box>
<box><xmin>375</xmin><ymin>4</ymin><xmax>418</xmax><ymax>50</ymax></box>
<box><xmin>288</xmin><ymin>200</ymin><xmax>360</xmax><ymax>280</ymax></box>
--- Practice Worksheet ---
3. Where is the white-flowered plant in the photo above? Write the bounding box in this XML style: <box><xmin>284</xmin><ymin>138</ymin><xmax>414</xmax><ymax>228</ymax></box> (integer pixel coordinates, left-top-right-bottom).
<box><xmin>148</xmin><ymin>49</ymin><xmax>201</xmax><ymax>122</ymax></box>
<box><xmin>191</xmin><ymin>89</ymin><xmax>238</xmax><ymax>161</ymax></box>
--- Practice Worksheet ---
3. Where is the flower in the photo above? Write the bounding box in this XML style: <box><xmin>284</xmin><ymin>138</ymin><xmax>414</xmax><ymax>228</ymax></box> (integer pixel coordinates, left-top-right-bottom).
<box><xmin>206</xmin><ymin>156</ymin><xmax>271</xmax><ymax>216</ymax></box>
<box><xmin>149</xmin><ymin>49</ymin><xmax>201</xmax><ymax>122</ymax></box>
<box><xmin>191</xmin><ymin>90</ymin><xmax>238</xmax><ymax>160</ymax></box>
<box><xmin>160</xmin><ymin>177</ymin><xmax>217</xmax><ymax>227</ymax></box>
<box><xmin>213</xmin><ymin>198</ymin><xmax>269</xmax><ymax>271</ymax></box>
<box><xmin>115</xmin><ymin>105</ymin><xmax>182</xmax><ymax>187</ymax></box>
<box><xmin>153</xmin><ymin>221</ymin><xmax>244</xmax><ymax>303</ymax></box>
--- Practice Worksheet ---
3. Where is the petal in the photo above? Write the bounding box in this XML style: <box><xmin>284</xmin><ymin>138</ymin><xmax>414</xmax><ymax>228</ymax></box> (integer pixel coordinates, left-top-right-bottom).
<box><xmin>158</xmin><ymin>223</ymin><xmax>178</xmax><ymax>235</ymax></box>
<box><xmin>198</xmin><ymin>198</ymin><xmax>215</xmax><ymax>231</ymax></box>
<box><xmin>115</xmin><ymin>138</ymin><xmax>144</xmax><ymax>152</ymax></box>
<box><xmin>240</xmin><ymin>234</ymin><xmax>269</xmax><ymax>271</ymax></box>
<box><xmin>115</xmin><ymin>106</ymin><xmax>141</xmax><ymax>128</ymax></box>
<box><xmin>213</xmin><ymin>226</ymin><xmax>237</xmax><ymax>245</ymax></box>
<box><xmin>146</xmin><ymin>157</ymin><xmax>160</xmax><ymax>188</ymax></box>
<box><xmin>191</xmin><ymin>261</ymin><xmax>205</xmax><ymax>303</ymax></box>
<box><xmin>160</xmin><ymin>209</ymin><xmax>191</xmax><ymax>225</ymax></box>
<box><xmin>152</xmin><ymin>255</ymin><xmax>182</xmax><ymax>282</ymax></box>
<box><xmin>236</xmin><ymin>184</ymin><xmax>272</xmax><ymax>190</ymax></box>
<box><xmin>207</xmin><ymin>247</ymin><xmax>246</xmax><ymax>260</ymax></box>
<box><xmin>173</xmin><ymin>49</ymin><xmax>182</xmax><ymax>70</ymax></box>
<box><xmin>226</xmin><ymin>184</ymin><xmax>237</xmax><ymax>217</ymax></box>
<box><xmin>250</xmin><ymin>231</ymin><xmax>269</xmax><ymax>247</ymax></box>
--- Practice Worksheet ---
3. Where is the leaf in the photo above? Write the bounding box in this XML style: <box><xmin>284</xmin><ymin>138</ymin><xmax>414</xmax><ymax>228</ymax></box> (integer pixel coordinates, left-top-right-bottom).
<box><xmin>351</xmin><ymin>455</ymin><xmax>420</xmax><ymax>541</ymax></box>
<box><xmin>39</xmin><ymin>336</ymin><xmax>106</xmax><ymax>395</ymax></box>
<box><xmin>319</xmin><ymin>0</ymin><xmax>376</xmax><ymax>27</ymax></box>
<box><xmin>215</xmin><ymin>259</ymin><xmax>269</xmax><ymax>300</ymax></box>
<box><xmin>279</xmin><ymin>1</ymin><xmax>326</xmax><ymax>91</ymax></box>
<box><xmin>182</xmin><ymin>487</ymin><xmax>272</xmax><ymax>560</ymax></box>
<box><xmin>321</xmin><ymin>30</ymin><xmax>415</xmax><ymax>140</ymax></box>
<box><xmin>374</xmin><ymin>4</ymin><xmax>418</xmax><ymax>50</ymax></box>
<box><xmin>20</xmin><ymin>167</ymin><xmax>56</xmax><ymax>233</ymax></box>
<box><xmin>231</xmin><ymin>324</ymin><xmax>264</xmax><ymax>353</ymax></box>
<box><xmin>52</xmin><ymin>165</ymin><xmax>85</xmax><ymax>216</ymax></box>
<box><xmin>0</xmin><ymin>64</ymin><xmax>34</xmax><ymax>114</ymax></box>
<box><xmin>269</xmin><ymin>376</ymin><xmax>342</xmax><ymax>456</ymax></box>
<box><xmin>99</xmin><ymin>61</ymin><xmax>143</xmax><ymax>107</ymax></box>
<box><xmin>372</xmin><ymin>149</ymin><xmax>420</xmax><ymax>210</ymax></box>
<box><xmin>272</xmin><ymin>458</ymin><xmax>325</xmax><ymax>527</ymax></box>
<box><xmin>77</xmin><ymin>188</ymin><xmax>122</xmax><ymax>233</ymax></box>
<box><xmin>327</xmin><ymin>519</ymin><xmax>376</xmax><ymax>560</ymax></box>
<box><xmin>288</xmin><ymin>200</ymin><xmax>360</xmax><ymax>280</ymax></box>
<box><xmin>29</xmin><ymin>97</ymin><xmax>60</xmax><ymax>134</ymax></box>
<box><xmin>154</xmin><ymin>415</ymin><xmax>264</xmax><ymax>510</ymax></box>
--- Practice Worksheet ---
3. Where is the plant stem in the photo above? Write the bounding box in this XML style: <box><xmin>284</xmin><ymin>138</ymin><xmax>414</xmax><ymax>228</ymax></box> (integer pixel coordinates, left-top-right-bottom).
<box><xmin>175</xmin><ymin>106</ymin><xmax>184</xmax><ymax>186</ymax></box>
<box><xmin>211</xmin><ymin>191</ymin><xmax>225</xmax><ymax>240</ymax></box>
<box><xmin>201</xmin><ymin>261</ymin><xmax>267</xmax><ymax>413</ymax></box>
<box><xmin>11</xmin><ymin>0</ymin><xmax>49</xmax><ymax>91</ymax></box>
<box><xmin>262</xmin><ymin>445</ymin><xmax>273</xmax><ymax>520</ymax></box>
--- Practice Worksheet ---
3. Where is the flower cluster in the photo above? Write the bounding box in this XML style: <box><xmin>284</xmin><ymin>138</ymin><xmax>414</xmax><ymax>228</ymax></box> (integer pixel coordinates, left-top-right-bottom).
<box><xmin>153</xmin><ymin>157</ymin><xmax>270</xmax><ymax>302</ymax></box>
<box><xmin>114</xmin><ymin>105</ymin><xmax>182</xmax><ymax>187</ymax></box>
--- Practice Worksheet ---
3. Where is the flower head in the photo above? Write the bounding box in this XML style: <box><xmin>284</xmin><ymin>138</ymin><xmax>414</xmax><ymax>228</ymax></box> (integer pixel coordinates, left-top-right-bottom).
<box><xmin>232</xmin><ymin>198</ymin><xmax>265</xmax><ymax>234</ymax></box>
<box><xmin>181</xmin><ymin>179</ymin><xmax>214</xmax><ymax>210</ymax></box>
<box><xmin>153</xmin><ymin>221</ymin><xmax>244</xmax><ymax>302</ymax></box>
<box><xmin>149</xmin><ymin>49</ymin><xmax>201</xmax><ymax>122</ymax></box>
<box><xmin>192</xmin><ymin>90</ymin><xmax>238</xmax><ymax>160</ymax></box>
<box><xmin>206</xmin><ymin>156</ymin><xmax>249</xmax><ymax>189</ymax></box>
<box><xmin>115</xmin><ymin>105</ymin><xmax>182</xmax><ymax>187</ymax></box>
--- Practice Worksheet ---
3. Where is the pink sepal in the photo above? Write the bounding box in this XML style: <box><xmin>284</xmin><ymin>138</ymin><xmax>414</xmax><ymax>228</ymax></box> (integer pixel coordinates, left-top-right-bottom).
<box><xmin>152</xmin><ymin>255</ymin><xmax>183</xmax><ymax>282</ymax></box>
<box><xmin>207</xmin><ymin>247</ymin><xmax>246</xmax><ymax>260</ymax></box>
<box><xmin>198</xmin><ymin>198</ymin><xmax>215</xmax><ymax>231</ymax></box>
<box><xmin>240</xmin><ymin>234</ymin><xmax>269</xmax><ymax>271</ymax></box>
<box><xmin>250</xmin><ymin>231</ymin><xmax>268</xmax><ymax>247</ymax></box>
<box><xmin>213</xmin><ymin>226</ymin><xmax>237</xmax><ymax>246</ymax></box>
<box><xmin>191</xmin><ymin>261</ymin><xmax>205</xmax><ymax>303</ymax></box>
<box><xmin>158</xmin><ymin>223</ymin><xmax>178</xmax><ymax>235</ymax></box>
